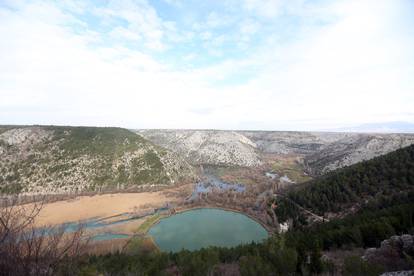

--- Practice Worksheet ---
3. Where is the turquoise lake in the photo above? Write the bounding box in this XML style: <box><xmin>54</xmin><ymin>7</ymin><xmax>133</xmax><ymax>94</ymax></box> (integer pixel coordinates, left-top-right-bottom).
<box><xmin>148</xmin><ymin>208</ymin><xmax>268</xmax><ymax>252</ymax></box>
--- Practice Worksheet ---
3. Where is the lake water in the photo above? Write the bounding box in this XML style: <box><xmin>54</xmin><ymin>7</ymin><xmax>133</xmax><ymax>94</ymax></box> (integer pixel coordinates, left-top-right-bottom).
<box><xmin>148</xmin><ymin>208</ymin><xmax>268</xmax><ymax>252</ymax></box>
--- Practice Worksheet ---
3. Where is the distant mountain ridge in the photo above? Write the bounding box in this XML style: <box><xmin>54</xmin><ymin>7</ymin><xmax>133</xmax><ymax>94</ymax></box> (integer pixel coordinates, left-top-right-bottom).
<box><xmin>139</xmin><ymin>129</ymin><xmax>414</xmax><ymax>175</ymax></box>
<box><xmin>327</xmin><ymin>121</ymin><xmax>414</xmax><ymax>133</ymax></box>
<box><xmin>2</xmin><ymin>126</ymin><xmax>414</xmax><ymax>195</ymax></box>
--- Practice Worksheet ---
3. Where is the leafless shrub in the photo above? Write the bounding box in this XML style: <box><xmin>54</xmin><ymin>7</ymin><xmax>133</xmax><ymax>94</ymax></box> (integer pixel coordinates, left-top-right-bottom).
<box><xmin>0</xmin><ymin>196</ymin><xmax>88</xmax><ymax>276</ymax></box>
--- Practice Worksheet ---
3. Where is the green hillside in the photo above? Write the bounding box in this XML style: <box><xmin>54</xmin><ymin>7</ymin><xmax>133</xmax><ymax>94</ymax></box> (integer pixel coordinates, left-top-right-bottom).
<box><xmin>0</xmin><ymin>126</ymin><xmax>195</xmax><ymax>194</ymax></box>
<box><xmin>276</xmin><ymin>144</ymin><xmax>414</xmax><ymax>217</ymax></box>
<box><xmin>269</xmin><ymin>144</ymin><xmax>414</xmax><ymax>267</ymax></box>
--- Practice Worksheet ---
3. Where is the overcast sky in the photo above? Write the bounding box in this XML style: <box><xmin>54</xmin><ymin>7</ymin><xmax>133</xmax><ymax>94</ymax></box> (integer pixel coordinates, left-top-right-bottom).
<box><xmin>0</xmin><ymin>0</ymin><xmax>413</xmax><ymax>131</ymax></box>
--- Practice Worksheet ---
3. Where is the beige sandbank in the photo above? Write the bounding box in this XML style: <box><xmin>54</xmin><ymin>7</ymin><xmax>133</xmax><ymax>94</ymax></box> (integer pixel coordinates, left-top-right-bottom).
<box><xmin>31</xmin><ymin>191</ymin><xmax>176</xmax><ymax>227</ymax></box>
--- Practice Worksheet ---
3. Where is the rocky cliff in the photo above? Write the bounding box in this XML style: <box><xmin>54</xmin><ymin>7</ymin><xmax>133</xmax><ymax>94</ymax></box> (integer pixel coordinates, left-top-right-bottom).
<box><xmin>303</xmin><ymin>133</ymin><xmax>414</xmax><ymax>174</ymax></box>
<box><xmin>137</xmin><ymin>130</ymin><xmax>261</xmax><ymax>167</ymax></box>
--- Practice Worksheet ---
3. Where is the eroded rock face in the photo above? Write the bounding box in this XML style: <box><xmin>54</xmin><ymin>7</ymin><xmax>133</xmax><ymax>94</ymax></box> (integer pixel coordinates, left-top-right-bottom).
<box><xmin>138</xmin><ymin>130</ymin><xmax>262</xmax><ymax>167</ymax></box>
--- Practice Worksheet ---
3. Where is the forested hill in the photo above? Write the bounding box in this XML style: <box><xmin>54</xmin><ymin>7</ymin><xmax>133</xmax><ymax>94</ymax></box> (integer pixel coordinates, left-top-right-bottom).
<box><xmin>281</xmin><ymin>144</ymin><xmax>414</xmax><ymax>216</ymax></box>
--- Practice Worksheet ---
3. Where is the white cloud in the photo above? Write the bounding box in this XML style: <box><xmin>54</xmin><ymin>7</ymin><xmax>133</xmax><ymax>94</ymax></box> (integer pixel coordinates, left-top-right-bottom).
<box><xmin>242</xmin><ymin>0</ymin><xmax>285</xmax><ymax>18</ymax></box>
<box><xmin>163</xmin><ymin>0</ymin><xmax>183</xmax><ymax>8</ymax></box>
<box><xmin>0</xmin><ymin>0</ymin><xmax>413</xmax><ymax>130</ymax></box>
<box><xmin>109</xmin><ymin>26</ymin><xmax>142</xmax><ymax>42</ymax></box>
<box><xmin>92</xmin><ymin>0</ymin><xmax>167</xmax><ymax>51</ymax></box>
<box><xmin>206</xmin><ymin>12</ymin><xmax>233</xmax><ymax>29</ymax></box>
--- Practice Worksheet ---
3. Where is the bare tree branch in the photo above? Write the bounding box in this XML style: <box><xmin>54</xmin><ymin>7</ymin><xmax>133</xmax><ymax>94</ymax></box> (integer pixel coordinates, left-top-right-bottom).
<box><xmin>0</xmin><ymin>194</ymin><xmax>88</xmax><ymax>276</ymax></box>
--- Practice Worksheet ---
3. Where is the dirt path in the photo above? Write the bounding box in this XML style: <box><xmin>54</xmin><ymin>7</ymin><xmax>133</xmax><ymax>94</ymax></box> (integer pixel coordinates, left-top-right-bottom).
<box><xmin>274</xmin><ymin>193</ymin><xmax>328</xmax><ymax>222</ymax></box>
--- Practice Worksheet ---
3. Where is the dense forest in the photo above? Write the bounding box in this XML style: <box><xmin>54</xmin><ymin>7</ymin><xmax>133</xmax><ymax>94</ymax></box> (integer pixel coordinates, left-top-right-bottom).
<box><xmin>277</xmin><ymin>144</ymin><xmax>414</xmax><ymax>217</ymax></box>
<box><xmin>70</xmin><ymin>236</ymin><xmax>327</xmax><ymax>275</ymax></box>
<box><xmin>69</xmin><ymin>145</ymin><xmax>414</xmax><ymax>275</ymax></box>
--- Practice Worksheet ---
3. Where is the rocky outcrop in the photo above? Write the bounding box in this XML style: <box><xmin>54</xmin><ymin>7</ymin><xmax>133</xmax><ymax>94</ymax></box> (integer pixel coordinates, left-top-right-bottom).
<box><xmin>364</xmin><ymin>234</ymin><xmax>414</xmax><ymax>273</ymax></box>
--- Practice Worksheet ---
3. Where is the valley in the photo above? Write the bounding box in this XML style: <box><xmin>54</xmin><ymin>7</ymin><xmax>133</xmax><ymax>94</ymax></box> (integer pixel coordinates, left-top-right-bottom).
<box><xmin>2</xmin><ymin>126</ymin><xmax>413</xmax><ymax>197</ymax></box>
<box><xmin>1</xmin><ymin>125</ymin><xmax>414</xmax><ymax>275</ymax></box>
<box><xmin>2</xmin><ymin>0</ymin><xmax>413</xmax><ymax>274</ymax></box>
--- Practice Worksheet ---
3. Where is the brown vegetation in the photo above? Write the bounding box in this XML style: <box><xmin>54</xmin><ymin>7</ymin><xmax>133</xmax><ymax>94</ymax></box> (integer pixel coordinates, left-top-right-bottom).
<box><xmin>0</xmin><ymin>196</ymin><xmax>88</xmax><ymax>275</ymax></box>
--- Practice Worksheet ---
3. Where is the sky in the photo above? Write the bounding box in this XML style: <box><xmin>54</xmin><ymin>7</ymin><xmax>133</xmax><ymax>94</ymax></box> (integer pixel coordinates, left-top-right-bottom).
<box><xmin>0</xmin><ymin>0</ymin><xmax>413</xmax><ymax>131</ymax></box>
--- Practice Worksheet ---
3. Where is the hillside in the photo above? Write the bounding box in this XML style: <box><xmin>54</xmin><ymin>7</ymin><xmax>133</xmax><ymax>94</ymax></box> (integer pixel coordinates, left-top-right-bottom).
<box><xmin>304</xmin><ymin>133</ymin><xmax>414</xmax><ymax>174</ymax></box>
<box><xmin>276</xmin><ymin>144</ymin><xmax>414</xmax><ymax>218</ymax></box>
<box><xmin>0</xmin><ymin>126</ymin><xmax>195</xmax><ymax>194</ymax></box>
<box><xmin>139</xmin><ymin>129</ymin><xmax>414</xmax><ymax>175</ymax></box>
<box><xmin>137</xmin><ymin>129</ymin><xmax>262</xmax><ymax>167</ymax></box>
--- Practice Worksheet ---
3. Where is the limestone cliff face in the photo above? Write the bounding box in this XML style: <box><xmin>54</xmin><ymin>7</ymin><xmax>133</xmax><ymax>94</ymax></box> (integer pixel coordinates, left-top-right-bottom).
<box><xmin>138</xmin><ymin>130</ymin><xmax>414</xmax><ymax>175</ymax></box>
<box><xmin>138</xmin><ymin>130</ymin><xmax>261</xmax><ymax>167</ymax></box>
<box><xmin>303</xmin><ymin>133</ymin><xmax>414</xmax><ymax>175</ymax></box>
<box><xmin>0</xmin><ymin>126</ymin><xmax>195</xmax><ymax>194</ymax></box>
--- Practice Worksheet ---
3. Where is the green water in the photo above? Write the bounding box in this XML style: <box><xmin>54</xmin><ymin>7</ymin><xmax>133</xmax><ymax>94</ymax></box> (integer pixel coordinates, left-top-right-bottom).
<box><xmin>92</xmin><ymin>233</ymin><xmax>130</xmax><ymax>241</ymax></box>
<box><xmin>148</xmin><ymin>208</ymin><xmax>268</xmax><ymax>252</ymax></box>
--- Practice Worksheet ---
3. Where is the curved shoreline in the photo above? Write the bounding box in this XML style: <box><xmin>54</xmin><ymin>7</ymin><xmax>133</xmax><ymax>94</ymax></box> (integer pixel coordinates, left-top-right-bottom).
<box><xmin>139</xmin><ymin>205</ymin><xmax>273</xmax><ymax>252</ymax></box>
<box><xmin>143</xmin><ymin>205</ymin><xmax>272</xmax><ymax>236</ymax></box>
<box><xmin>174</xmin><ymin>205</ymin><xmax>274</xmax><ymax>235</ymax></box>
